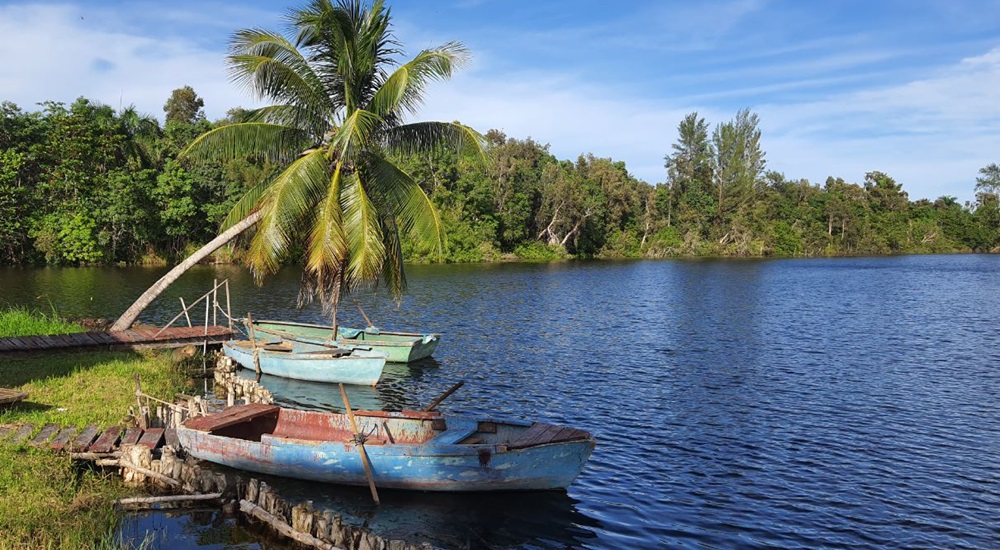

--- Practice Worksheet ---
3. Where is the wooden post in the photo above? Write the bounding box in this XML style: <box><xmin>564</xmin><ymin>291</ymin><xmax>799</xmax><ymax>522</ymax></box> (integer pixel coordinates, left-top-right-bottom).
<box><xmin>225</xmin><ymin>280</ymin><xmax>233</xmax><ymax>330</ymax></box>
<box><xmin>134</xmin><ymin>374</ymin><xmax>147</xmax><ymax>430</ymax></box>
<box><xmin>247</xmin><ymin>313</ymin><xmax>261</xmax><ymax>376</ymax></box>
<box><xmin>212</xmin><ymin>279</ymin><xmax>218</xmax><ymax>327</ymax></box>
<box><xmin>180</xmin><ymin>298</ymin><xmax>192</xmax><ymax>327</ymax></box>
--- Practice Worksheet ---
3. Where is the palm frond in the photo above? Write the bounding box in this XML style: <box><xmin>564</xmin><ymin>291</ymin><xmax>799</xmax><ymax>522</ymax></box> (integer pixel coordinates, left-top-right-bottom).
<box><xmin>340</xmin><ymin>170</ymin><xmax>385</xmax><ymax>290</ymax></box>
<box><xmin>328</xmin><ymin>108</ymin><xmax>383</xmax><ymax>161</ymax></box>
<box><xmin>182</xmin><ymin>122</ymin><xmax>311</xmax><ymax>164</ymax></box>
<box><xmin>383</xmin><ymin>121</ymin><xmax>486</xmax><ymax>161</ymax></box>
<box><xmin>378</xmin><ymin>213</ymin><xmax>406</xmax><ymax>297</ymax></box>
<box><xmin>364</xmin><ymin>155</ymin><xmax>444</xmax><ymax>255</ymax></box>
<box><xmin>369</xmin><ymin>42</ymin><xmax>469</xmax><ymax>119</ymax></box>
<box><xmin>245</xmin><ymin>148</ymin><xmax>331</xmax><ymax>280</ymax></box>
<box><xmin>229</xmin><ymin>28</ymin><xmax>333</xmax><ymax>118</ymax></box>
<box><xmin>221</xmin><ymin>176</ymin><xmax>274</xmax><ymax>232</ymax></box>
<box><xmin>300</xmin><ymin>163</ymin><xmax>349</xmax><ymax>310</ymax></box>
<box><xmin>239</xmin><ymin>104</ymin><xmax>332</xmax><ymax>139</ymax></box>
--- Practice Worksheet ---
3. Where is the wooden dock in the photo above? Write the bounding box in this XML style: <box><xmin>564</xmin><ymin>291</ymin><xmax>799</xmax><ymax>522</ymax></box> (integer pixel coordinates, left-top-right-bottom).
<box><xmin>0</xmin><ymin>422</ymin><xmax>171</xmax><ymax>454</ymax></box>
<box><xmin>0</xmin><ymin>325</ymin><xmax>235</xmax><ymax>355</ymax></box>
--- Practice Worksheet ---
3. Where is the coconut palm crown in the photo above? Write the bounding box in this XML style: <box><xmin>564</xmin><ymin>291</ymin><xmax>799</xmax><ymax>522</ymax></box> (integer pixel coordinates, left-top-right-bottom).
<box><xmin>185</xmin><ymin>0</ymin><xmax>482</xmax><ymax>316</ymax></box>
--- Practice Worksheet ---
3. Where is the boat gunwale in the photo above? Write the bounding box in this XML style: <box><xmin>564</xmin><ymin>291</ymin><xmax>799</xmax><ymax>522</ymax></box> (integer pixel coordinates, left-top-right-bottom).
<box><xmin>253</xmin><ymin>319</ymin><xmax>440</xmax><ymax>343</ymax></box>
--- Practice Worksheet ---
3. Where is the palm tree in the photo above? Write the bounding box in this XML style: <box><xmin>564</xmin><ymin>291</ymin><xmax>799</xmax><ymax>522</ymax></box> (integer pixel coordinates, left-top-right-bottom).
<box><xmin>112</xmin><ymin>0</ymin><xmax>482</xmax><ymax>331</ymax></box>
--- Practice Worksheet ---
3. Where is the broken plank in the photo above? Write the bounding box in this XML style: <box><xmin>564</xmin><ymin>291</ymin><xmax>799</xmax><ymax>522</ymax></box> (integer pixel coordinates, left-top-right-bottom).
<box><xmin>49</xmin><ymin>426</ymin><xmax>79</xmax><ymax>451</ymax></box>
<box><xmin>120</xmin><ymin>427</ymin><xmax>143</xmax><ymax>447</ymax></box>
<box><xmin>88</xmin><ymin>426</ymin><xmax>122</xmax><ymax>453</ymax></box>
<box><xmin>9</xmin><ymin>424</ymin><xmax>35</xmax><ymax>444</ymax></box>
<box><xmin>30</xmin><ymin>423</ymin><xmax>60</xmax><ymax>447</ymax></box>
<box><xmin>71</xmin><ymin>425</ymin><xmax>101</xmax><ymax>451</ymax></box>
<box><xmin>137</xmin><ymin>428</ymin><xmax>164</xmax><ymax>450</ymax></box>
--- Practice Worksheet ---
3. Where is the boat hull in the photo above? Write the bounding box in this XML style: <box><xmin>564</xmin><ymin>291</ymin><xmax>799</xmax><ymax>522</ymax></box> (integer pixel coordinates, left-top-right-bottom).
<box><xmin>222</xmin><ymin>340</ymin><xmax>386</xmax><ymax>386</ymax></box>
<box><xmin>252</xmin><ymin>320</ymin><xmax>440</xmax><ymax>363</ymax></box>
<box><xmin>176</xmin><ymin>406</ymin><xmax>595</xmax><ymax>492</ymax></box>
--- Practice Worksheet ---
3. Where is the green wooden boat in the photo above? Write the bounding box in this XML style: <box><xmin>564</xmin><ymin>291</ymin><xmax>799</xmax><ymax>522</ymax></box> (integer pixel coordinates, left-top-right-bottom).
<box><xmin>250</xmin><ymin>319</ymin><xmax>440</xmax><ymax>363</ymax></box>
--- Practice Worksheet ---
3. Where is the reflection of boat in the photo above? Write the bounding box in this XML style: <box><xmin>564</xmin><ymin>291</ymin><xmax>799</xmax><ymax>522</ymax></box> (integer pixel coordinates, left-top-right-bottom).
<box><xmin>236</xmin><ymin>369</ymin><xmax>394</xmax><ymax>412</ymax></box>
<box><xmin>250</xmin><ymin>319</ymin><xmax>440</xmax><ymax>363</ymax></box>
<box><xmin>222</xmin><ymin>339</ymin><xmax>387</xmax><ymax>386</ymax></box>
<box><xmin>177</xmin><ymin>403</ymin><xmax>596</xmax><ymax>492</ymax></box>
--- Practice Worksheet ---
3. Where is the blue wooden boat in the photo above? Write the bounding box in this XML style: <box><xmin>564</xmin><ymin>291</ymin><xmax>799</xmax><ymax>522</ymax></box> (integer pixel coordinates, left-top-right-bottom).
<box><xmin>222</xmin><ymin>339</ymin><xmax>387</xmax><ymax>386</ymax></box>
<box><xmin>176</xmin><ymin>403</ymin><xmax>596</xmax><ymax>492</ymax></box>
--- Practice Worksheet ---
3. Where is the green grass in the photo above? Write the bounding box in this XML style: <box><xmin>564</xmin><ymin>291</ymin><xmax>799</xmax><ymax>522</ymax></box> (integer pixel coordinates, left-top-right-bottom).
<box><xmin>0</xmin><ymin>446</ymin><xmax>131</xmax><ymax>549</ymax></box>
<box><xmin>0</xmin><ymin>307</ymin><xmax>83</xmax><ymax>337</ymax></box>
<box><xmin>0</xmin><ymin>308</ymin><xmax>191</xmax><ymax>549</ymax></box>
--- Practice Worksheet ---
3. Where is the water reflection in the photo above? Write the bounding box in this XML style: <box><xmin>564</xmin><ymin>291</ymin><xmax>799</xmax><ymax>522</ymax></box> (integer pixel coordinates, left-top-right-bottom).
<box><xmin>253</xmin><ymin>473</ymin><xmax>600</xmax><ymax>550</ymax></box>
<box><xmin>233</xmin><ymin>356</ymin><xmax>443</xmax><ymax>413</ymax></box>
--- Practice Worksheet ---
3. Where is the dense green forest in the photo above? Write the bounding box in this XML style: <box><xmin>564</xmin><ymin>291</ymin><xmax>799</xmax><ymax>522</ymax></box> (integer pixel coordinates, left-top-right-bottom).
<box><xmin>1</xmin><ymin>89</ymin><xmax>998</xmax><ymax>266</ymax></box>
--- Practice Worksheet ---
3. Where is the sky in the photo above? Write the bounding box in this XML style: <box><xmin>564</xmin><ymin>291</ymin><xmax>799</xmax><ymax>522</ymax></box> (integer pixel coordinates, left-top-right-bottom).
<box><xmin>2</xmin><ymin>0</ymin><xmax>1000</xmax><ymax>203</ymax></box>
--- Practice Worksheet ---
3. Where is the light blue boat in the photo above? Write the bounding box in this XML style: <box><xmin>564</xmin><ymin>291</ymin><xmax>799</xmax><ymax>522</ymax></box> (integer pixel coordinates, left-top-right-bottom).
<box><xmin>222</xmin><ymin>339</ymin><xmax>387</xmax><ymax>386</ymax></box>
<box><xmin>176</xmin><ymin>403</ymin><xmax>596</xmax><ymax>492</ymax></box>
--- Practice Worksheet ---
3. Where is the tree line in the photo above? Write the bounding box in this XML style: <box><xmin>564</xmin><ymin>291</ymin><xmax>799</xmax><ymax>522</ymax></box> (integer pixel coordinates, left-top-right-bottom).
<box><xmin>1</xmin><ymin>91</ymin><xmax>998</xmax><ymax>266</ymax></box>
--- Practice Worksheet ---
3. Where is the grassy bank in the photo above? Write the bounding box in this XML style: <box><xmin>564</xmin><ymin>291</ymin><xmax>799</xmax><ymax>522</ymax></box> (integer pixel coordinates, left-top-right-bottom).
<box><xmin>0</xmin><ymin>308</ymin><xmax>189</xmax><ymax>548</ymax></box>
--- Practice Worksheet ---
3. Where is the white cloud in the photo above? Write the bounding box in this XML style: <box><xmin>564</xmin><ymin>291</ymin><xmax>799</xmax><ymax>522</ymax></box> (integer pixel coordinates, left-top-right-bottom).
<box><xmin>0</xmin><ymin>3</ymin><xmax>254</xmax><ymax>120</ymax></box>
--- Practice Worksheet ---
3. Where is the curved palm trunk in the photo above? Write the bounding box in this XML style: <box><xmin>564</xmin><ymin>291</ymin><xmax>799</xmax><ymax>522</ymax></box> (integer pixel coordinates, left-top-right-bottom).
<box><xmin>110</xmin><ymin>211</ymin><xmax>262</xmax><ymax>331</ymax></box>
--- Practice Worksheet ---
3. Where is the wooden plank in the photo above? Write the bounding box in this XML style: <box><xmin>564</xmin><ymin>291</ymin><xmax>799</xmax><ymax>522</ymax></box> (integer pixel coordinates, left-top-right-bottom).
<box><xmin>38</xmin><ymin>335</ymin><xmax>63</xmax><ymax>349</ymax></box>
<box><xmin>120</xmin><ymin>427</ymin><xmax>143</xmax><ymax>447</ymax></box>
<box><xmin>88</xmin><ymin>426</ymin><xmax>121</xmax><ymax>453</ymax></box>
<box><xmin>16</xmin><ymin>336</ymin><xmax>43</xmax><ymax>349</ymax></box>
<box><xmin>508</xmin><ymin>423</ymin><xmax>563</xmax><ymax>449</ymax></box>
<box><xmin>5</xmin><ymin>336</ymin><xmax>30</xmax><ymax>350</ymax></box>
<box><xmin>9</xmin><ymin>424</ymin><xmax>35</xmax><ymax>444</ymax></box>
<box><xmin>137</xmin><ymin>428</ymin><xmax>164</xmax><ymax>449</ymax></box>
<box><xmin>0</xmin><ymin>388</ymin><xmax>28</xmax><ymax>405</ymax></box>
<box><xmin>71</xmin><ymin>425</ymin><xmax>101</xmax><ymax>451</ymax></box>
<box><xmin>184</xmin><ymin>403</ymin><xmax>281</xmax><ymax>432</ymax></box>
<box><xmin>48</xmin><ymin>426</ymin><xmax>79</xmax><ymax>451</ymax></box>
<box><xmin>79</xmin><ymin>332</ymin><xmax>108</xmax><ymax>346</ymax></box>
<box><xmin>53</xmin><ymin>334</ymin><xmax>79</xmax><ymax>347</ymax></box>
<box><xmin>132</xmin><ymin>327</ymin><xmax>157</xmax><ymax>340</ymax></box>
<box><xmin>164</xmin><ymin>428</ymin><xmax>180</xmax><ymax>450</ymax></box>
<box><xmin>87</xmin><ymin>332</ymin><xmax>118</xmax><ymax>344</ymax></box>
<box><xmin>30</xmin><ymin>423</ymin><xmax>60</xmax><ymax>447</ymax></box>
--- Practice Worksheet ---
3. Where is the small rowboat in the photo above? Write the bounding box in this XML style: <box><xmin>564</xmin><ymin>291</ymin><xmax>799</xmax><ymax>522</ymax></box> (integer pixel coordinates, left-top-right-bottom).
<box><xmin>176</xmin><ymin>403</ymin><xmax>595</xmax><ymax>492</ymax></box>
<box><xmin>250</xmin><ymin>319</ymin><xmax>440</xmax><ymax>363</ymax></box>
<box><xmin>222</xmin><ymin>339</ymin><xmax>387</xmax><ymax>386</ymax></box>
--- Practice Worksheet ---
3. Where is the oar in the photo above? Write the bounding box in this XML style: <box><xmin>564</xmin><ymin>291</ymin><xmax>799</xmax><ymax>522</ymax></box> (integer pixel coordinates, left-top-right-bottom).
<box><xmin>423</xmin><ymin>380</ymin><xmax>465</xmax><ymax>412</ymax></box>
<box><xmin>339</xmin><ymin>383</ymin><xmax>380</xmax><ymax>505</ymax></box>
<box><xmin>355</xmin><ymin>302</ymin><xmax>375</xmax><ymax>328</ymax></box>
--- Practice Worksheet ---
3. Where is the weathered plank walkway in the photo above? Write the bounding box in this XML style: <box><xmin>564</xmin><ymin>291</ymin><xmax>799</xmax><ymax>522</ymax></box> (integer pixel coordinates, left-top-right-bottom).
<box><xmin>0</xmin><ymin>422</ymin><xmax>169</xmax><ymax>453</ymax></box>
<box><xmin>0</xmin><ymin>325</ymin><xmax>235</xmax><ymax>354</ymax></box>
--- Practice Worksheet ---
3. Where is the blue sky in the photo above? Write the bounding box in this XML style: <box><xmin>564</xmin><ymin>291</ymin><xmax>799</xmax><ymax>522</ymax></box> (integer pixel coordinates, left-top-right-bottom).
<box><xmin>3</xmin><ymin>0</ymin><xmax>1000</xmax><ymax>202</ymax></box>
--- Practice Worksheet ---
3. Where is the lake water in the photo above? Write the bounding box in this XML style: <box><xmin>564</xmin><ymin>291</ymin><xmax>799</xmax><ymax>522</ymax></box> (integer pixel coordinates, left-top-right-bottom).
<box><xmin>2</xmin><ymin>255</ymin><xmax>999</xmax><ymax>549</ymax></box>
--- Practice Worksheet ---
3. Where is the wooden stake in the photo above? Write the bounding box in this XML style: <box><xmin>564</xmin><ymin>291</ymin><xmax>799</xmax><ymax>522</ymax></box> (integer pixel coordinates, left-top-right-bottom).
<box><xmin>116</xmin><ymin>493</ymin><xmax>223</xmax><ymax>507</ymax></box>
<box><xmin>247</xmin><ymin>313</ymin><xmax>261</xmax><ymax>375</ymax></box>
<box><xmin>240</xmin><ymin>500</ymin><xmax>336</xmax><ymax>550</ymax></box>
